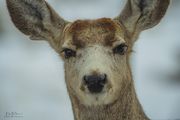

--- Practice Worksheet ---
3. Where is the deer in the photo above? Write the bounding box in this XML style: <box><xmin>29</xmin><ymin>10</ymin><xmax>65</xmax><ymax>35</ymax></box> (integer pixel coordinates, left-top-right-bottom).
<box><xmin>6</xmin><ymin>0</ymin><xmax>170</xmax><ymax>120</ymax></box>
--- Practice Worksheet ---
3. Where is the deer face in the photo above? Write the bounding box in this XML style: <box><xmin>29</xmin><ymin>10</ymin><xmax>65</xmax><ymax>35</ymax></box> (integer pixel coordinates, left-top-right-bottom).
<box><xmin>7</xmin><ymin>0</ymin><xmax>169</xmax><ymax>106</ymax></box>
<box><xmin>61</xmin><ymin>19</ymin><xmax>131</xmax><ymax>105</ymax></box>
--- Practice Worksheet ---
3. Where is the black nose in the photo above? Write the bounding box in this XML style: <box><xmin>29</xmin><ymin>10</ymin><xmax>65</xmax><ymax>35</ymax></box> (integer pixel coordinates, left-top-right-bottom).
<box><xmin>83</xmin><ymin>74</ymin><xmax>107</xmax><ymax>93</ymax></box>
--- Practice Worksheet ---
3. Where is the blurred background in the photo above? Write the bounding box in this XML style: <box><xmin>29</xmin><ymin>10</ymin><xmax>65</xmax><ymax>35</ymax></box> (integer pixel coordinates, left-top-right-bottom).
<box><xmin>0</xmin><ymin>0</ymin><xmax>180</xmax><ymax>120</ymax></box>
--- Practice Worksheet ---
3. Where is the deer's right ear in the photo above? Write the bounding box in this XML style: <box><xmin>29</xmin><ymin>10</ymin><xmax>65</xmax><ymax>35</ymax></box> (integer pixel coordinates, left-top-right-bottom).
<box><xmin>6</xmin><ymin>0</ymin><xmax>68</xmax><ymax>49</ymax></box>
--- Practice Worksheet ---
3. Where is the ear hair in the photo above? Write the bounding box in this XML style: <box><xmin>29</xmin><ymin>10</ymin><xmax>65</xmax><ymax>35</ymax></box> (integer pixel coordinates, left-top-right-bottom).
<box><xmin>6</xmin><ymin>0</ymin><xmax>68</xmax><ymax>50</ymax></box>
<box><xmin>115</xmin><ymin>0</ymin><xmax>170</xmax><ymax>38</ymax></box>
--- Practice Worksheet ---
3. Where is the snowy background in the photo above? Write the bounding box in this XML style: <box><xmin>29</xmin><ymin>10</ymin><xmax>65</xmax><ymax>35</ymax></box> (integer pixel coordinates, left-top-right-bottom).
<box><xmin>0</xmin><ymin>0</ymin><xmax>180</xmax><ymax>120</ymax></box>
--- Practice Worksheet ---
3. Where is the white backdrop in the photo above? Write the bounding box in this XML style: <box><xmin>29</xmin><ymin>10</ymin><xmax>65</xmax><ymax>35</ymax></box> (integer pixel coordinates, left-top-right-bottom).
<box><xmin>0</xmin><ymin>0</ymin><xmax>180</xmax><ymax>120</ymax></box>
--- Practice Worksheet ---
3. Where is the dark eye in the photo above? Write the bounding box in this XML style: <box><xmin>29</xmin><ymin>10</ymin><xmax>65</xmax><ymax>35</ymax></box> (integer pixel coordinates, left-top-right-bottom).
<box><xmin>62</xmin><ymin>48</ymin><xmax>76</xmax><ymax>59</ymax></box>
<box><xmin>113</xmin><ymin>44</ymin><xmax>128</xmax><ymax>55</ymax></box>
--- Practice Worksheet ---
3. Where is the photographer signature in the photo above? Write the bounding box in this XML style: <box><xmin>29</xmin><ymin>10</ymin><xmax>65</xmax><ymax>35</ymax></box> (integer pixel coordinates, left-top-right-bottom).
<box><xmin>0</xmin><ymin>112</ymin><xmax>23</xmax><ymax>120</ymax></box>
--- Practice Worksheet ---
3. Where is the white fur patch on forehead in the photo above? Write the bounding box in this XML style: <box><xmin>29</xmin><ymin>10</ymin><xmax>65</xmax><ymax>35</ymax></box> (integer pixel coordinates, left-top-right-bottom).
<box><xmin>76</xmin><ymin>45</ymin><xmax>112</xmax><ymax>77</ymax></box>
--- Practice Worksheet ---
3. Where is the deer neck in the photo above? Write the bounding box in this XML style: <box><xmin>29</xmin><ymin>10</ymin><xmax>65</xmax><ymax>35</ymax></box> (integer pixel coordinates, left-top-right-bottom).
<box><xmin>69</xmin><ymin>82</ymin><xmax>149</xmax><ymax>120</ymax></box>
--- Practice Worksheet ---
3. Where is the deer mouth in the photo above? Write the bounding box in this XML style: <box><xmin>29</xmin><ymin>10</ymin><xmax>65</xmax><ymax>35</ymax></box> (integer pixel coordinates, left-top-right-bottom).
<box><xmin>78</xmin><ymin>83</ymin><xmax>115</xmax><ymax>106</ymax></box>
<box><xmin>80</xmin><ymin>82</ymin><xmax>112</xmax><ymax>95</ymax></box>
<box><xmin>86</xmin><ymin>83</ymin><xmax>105</xmax><ymax>93</ymax></box>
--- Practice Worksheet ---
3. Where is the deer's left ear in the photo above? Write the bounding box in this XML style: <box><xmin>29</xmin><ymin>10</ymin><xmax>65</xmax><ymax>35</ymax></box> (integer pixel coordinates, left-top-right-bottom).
<box><xmin>115</xmin><ymin>0</ymin><xmax>170</xmax><ymax>40</ymax></box>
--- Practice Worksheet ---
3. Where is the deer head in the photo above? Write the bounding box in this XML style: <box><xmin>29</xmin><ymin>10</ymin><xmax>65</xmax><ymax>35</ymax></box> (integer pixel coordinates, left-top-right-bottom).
<box><xmin>7</xmin><ymin>0</ymin><xmax>170</xmax><ymax>107</ymax></box>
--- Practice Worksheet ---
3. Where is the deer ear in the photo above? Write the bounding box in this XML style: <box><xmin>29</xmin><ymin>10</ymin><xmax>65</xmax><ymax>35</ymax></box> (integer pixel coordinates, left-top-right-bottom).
<box><xmin>115</xmin><ymin>0</ymin><xmax>170</xmax><ymax>36</ymax></box>
<box><xmin>6</xmin><ymin>0</ymin><xmax>68</xmax><ymax>49</ymax></box>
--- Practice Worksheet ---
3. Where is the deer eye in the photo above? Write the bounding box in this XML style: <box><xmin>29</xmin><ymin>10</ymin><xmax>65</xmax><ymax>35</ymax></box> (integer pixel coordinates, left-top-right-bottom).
<box><xmin>62</xmin><ymin>48</ymin><xmax>76</xmax><ymax>59</ymax></box>
<box><xmin>113</xmin><ymin>43</ymin><xmax>128</xmax><ymax>55</ymax></box>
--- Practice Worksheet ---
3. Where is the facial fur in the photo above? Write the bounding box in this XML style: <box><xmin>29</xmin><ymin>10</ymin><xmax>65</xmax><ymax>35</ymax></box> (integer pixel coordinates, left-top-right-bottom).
<box><xmin>60</xmin><ymin>18</ymin><xmax>132</xmax><ymax>106</ymax></box>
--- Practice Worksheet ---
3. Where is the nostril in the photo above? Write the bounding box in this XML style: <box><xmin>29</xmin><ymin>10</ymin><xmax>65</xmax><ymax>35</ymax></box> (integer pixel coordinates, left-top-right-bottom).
<box><xmin>83</xmin><ymin>74</ymin><xmax>107</xmax><ymax>85</ymax></box>
<box><xmin>83</xmin><ymin>75</ymin><xmax>89</xmax><ymax>85</ymax></box>
<box><xmin>100</xmin><ymin>74</ymin><xmax>107</xmax><ymax>84</ymax></box>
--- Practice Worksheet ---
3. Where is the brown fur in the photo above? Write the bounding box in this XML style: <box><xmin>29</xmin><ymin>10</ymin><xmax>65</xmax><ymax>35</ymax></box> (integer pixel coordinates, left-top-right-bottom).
<box><xmin>67</xmin><ymin>18</ymin><xmax>122</xmax><ymax>48</ymax></box>
<box><xmin>6</xmin><ymin>0</ymin><xmax>170</xmax><ymax>120</ymax></box>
